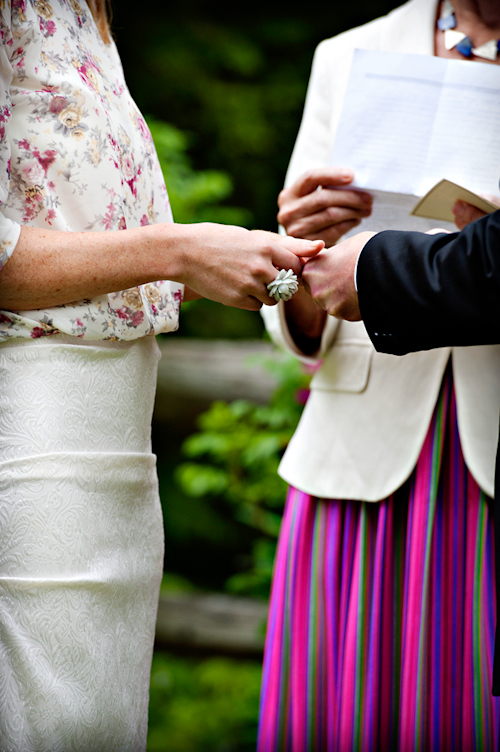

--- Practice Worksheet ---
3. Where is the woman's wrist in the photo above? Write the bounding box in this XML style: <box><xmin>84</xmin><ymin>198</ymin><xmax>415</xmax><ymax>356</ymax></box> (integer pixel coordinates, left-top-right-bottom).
<box><xmin>134</xmin><ymin>222</ymin><xmax>187</xmax><ymax>284</ymax></box>
<box><xmin>155</xmin><ymin>221</ymin><xmax>211</xmax><ymax>287</ymax></box>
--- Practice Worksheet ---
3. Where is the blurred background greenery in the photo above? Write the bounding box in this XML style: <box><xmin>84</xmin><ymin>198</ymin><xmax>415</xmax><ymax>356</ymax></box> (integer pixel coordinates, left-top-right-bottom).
<box><xmin>111</xmin><ymin>1</ymin><xmax>403</xmax><ymax>748</ymax></box>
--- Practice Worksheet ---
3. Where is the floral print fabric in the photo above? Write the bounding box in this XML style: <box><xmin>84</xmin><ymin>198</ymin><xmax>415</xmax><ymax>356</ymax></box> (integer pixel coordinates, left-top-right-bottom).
<box><xmin>0</xmin><ymin>0</ymin><xmax>183</xmax><ymax>340</ymax></box>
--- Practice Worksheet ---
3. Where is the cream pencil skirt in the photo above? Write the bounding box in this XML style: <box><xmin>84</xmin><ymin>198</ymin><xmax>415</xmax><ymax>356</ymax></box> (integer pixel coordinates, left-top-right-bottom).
<box><xmin>0</xmin><ymin>334</ymin><xmax>164</xmax><ymax>752</ymax></box>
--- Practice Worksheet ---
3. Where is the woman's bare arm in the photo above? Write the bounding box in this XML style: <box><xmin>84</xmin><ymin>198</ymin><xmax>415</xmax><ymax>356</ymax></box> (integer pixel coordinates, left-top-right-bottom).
<box><xmin>0</xmin><ymin>222</ymin><xmax>323</xmax><ymax>311</ymax></box>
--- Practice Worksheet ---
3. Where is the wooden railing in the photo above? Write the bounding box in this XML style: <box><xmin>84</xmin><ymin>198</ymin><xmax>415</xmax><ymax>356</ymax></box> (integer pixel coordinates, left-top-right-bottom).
<box><xmin>155</xmin><ymin>592</ymin><xmax>268</xmax><ymax>657</ymax></box>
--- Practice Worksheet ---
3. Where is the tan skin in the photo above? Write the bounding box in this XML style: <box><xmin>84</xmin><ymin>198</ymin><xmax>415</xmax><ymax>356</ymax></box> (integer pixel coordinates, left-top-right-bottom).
<box><xmin>282</xmin><ymin>0</ymin><xmax>500</xmax><ymax>350</ymax></box>
<box><xmin>278</xmin><ymin>168</ymin><xmax>372</xmax><ymax>352</ymax></box>
<box><xmin>0</xmin><ymin>222</ymin><xmax>323</xmax><ymax>313</ymax></box>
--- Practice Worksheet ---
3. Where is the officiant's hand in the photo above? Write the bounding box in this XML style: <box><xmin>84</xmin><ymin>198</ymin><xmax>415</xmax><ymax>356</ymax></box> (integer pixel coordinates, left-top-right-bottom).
<box><xmin>302</xmin><ymin>231</ymin><xmax>376</xmax><ymax>321</ymax></box>
<box><xmin>452</xmin><ymin>196</ymin><xmax>500</xmax><ymax>230</ymax></box>
<box><xmin>278</xmin><ymin>168</ymin><xmax>373</xmax><ymax>247</ymax></box>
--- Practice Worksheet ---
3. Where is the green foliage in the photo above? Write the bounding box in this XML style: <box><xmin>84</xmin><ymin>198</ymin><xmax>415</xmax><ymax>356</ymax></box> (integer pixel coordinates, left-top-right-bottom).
<box><xmin>147</xmin><ymin>118</ymin><xmax>251</xmax><ymax>227</ymax></box>
<box><xmin>159</xmin><ymin>572</ymin><xmax>198</xmax><ymax>595</ymax></box>
<box><xmin>115</xmin><ymin>0</ymin><xmax>401</xmax><ymax>231</ymax></box>
<box><xmin>174</xmin><ymin>298</ymin><xmax>265</xmax><ymax>340</ymax></box>
<box><xmin>225</xmin><ymin>537</ymin><xmax>276</xmax><ymax>601</ymax></box>
<box><xmin>155</xmin><ymin>443</ymin><xmax>256</xmax><ymax>591</ymax></box>
<box><xmin>175</xmin><ymin>353</ymin><xmax>310</xmax><ymax>597</ymax></box>
<box><xmin>147</xmin><ymin>653</ymin><xmax>261</xmax><ymax>752</ymax></box>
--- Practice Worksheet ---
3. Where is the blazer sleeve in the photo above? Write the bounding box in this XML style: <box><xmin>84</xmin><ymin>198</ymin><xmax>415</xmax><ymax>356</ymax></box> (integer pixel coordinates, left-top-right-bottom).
<box><xmin>261</xmin><ymin>39</ymin><xmax>341</xmax><ymax>359</ymax></box>
<box><xmin>357</xmin><ymin>210</ymin><xmax>500</xmax><ymax>355</ymax></box>
<box><xmin>283</xmin><ymin>41</ymin><xmax>336</xmax><ymax>187</ymax></box>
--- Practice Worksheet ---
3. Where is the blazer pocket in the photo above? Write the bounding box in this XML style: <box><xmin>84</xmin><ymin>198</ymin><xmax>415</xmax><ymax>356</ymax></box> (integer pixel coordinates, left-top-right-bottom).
<box><xmin>310</xmin><ymin>343</ymin><xmax>373</xmax><ymax>393</ymax></box>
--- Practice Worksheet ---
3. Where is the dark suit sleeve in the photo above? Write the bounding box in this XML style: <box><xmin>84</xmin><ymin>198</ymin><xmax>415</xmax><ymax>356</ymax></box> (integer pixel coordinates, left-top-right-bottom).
<box><xmin>357</xmin><ymin>210</ymin><xmax>500</xmax><ymax>355</ymax></box>
<box><xmin>357</xmin><ymin>209</ymin><xmax>500</xmax><ymax>696</ymax></box>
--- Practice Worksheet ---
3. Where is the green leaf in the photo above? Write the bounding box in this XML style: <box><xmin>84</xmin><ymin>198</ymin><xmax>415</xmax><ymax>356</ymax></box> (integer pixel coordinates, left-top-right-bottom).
<box><xmin>242</xmin><ymin>434</ymin><xmax>282</xmax><ymax>465</ymax></box>
<box><xmin>146</xmin><ymin>117</ymin><xmax>250</xmax><ymax>227</ymax></box>
<box><xmin>175</xmin><ymin>463</ymin><xmax>229</xmax><ymax>497</ymax></box>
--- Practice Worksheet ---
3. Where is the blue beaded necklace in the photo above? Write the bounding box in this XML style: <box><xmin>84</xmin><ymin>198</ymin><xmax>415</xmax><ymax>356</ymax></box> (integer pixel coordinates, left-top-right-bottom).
<box><xmin>438</xmin><ymin>0</ymin><xmax>500</xmax><ymax>59</ymax></box>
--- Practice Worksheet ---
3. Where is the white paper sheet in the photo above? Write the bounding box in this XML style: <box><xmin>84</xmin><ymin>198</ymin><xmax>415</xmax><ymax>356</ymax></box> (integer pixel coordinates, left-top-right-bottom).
<box><xmin>355</xmin><ymin>189</ymin><xmax>456</xmax><ymax>233</ymax></box>
<box><xmin>330</xmin><ymin>50</ymin><xmax>500</xmax><ymax>200</ymax></box>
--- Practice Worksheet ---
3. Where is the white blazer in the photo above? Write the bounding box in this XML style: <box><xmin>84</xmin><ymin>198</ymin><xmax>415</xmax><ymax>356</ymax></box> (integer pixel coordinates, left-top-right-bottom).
<box><xmin>262</xmin><ymin>0</ymin><xmax>500</xmax><ymax>501</ymax></box>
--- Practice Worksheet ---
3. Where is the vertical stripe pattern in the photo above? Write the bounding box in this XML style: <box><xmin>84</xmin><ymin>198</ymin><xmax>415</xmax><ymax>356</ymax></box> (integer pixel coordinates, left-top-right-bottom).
<box><xmin>258</xmin><ymin>374</ymin><xmax>499</xmax><ymax>752</ymax></box>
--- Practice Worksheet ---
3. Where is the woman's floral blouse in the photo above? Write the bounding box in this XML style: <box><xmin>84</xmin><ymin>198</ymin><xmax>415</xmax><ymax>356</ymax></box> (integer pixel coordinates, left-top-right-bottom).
<box><xmin>0</xmin><ymin>0</ymin><xmax>183</xmax><ymax>340</ymax></box>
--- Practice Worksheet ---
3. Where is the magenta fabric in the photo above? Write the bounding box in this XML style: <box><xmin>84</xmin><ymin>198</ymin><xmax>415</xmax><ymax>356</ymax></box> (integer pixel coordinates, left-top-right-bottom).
<box><xmin>258</xmin><ymin>375</ymin><xmax>500</xmax><ymax>751</ymax></box>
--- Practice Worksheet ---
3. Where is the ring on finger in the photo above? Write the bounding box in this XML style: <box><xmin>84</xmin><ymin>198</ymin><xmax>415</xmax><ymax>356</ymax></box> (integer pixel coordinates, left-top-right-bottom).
<box><xmin>267</xmin><ymin>269</ymin><xmax>299</xmax><ymax>302</ymax></box>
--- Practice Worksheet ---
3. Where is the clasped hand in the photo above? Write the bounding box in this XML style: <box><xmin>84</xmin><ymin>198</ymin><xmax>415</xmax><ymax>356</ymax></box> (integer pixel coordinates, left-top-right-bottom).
<box><xmin>279</xmin><ymin>165</ymin><xmax>500</xmax><ymax>322</ymax></box>
<box><xmin>276</xmin><ymin>166</ymin><xmax>373</xmax><ymax>321</ymax></box>
<box><xmin>299</xmin><ymin>201</ymin><xmax>500</xmax><ymax>320</ymax></box>
<box><xmin>301</xmin><ymin>231</ymin><xmax>375</xmax><ymax>321</ymax></box>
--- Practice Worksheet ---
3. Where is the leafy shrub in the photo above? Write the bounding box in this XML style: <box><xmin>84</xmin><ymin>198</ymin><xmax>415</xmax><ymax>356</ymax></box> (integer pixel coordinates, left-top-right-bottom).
<box><xmin>175</xmin><ymin>353</ymin><xmax>311</xmax><ymax>598</ymax></box>
<box><xmin>147</xmin><ymin>118</ymin><xmax>251</xmax><ymax>227</ymax></box>
<box><xmin>147</xmin><ymin>652</ymin><xmax>261</xmax><ymax>752</ymax></box>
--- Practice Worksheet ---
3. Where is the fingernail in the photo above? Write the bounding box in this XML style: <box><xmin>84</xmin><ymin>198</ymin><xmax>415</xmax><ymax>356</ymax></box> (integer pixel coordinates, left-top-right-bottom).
<box><xmin>340</xmin><ymin>169</ymin><xmax>354</xmax><ymax>181</ymax></box>
<box><xmin>361</xmin><ymin>193</ymin><xmax>373</xmax><ymax>205</ymax></box>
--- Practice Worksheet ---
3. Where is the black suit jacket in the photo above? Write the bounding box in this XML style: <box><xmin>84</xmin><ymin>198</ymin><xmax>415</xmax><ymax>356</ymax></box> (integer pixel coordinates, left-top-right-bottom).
<box><xmin>357</xmin><ymin>209</ymin><xmax>500</xmax><ymax>694</ymax></box>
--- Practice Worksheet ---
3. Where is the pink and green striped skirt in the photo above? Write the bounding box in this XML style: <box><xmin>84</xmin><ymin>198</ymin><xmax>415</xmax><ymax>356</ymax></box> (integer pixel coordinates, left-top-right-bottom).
<box><xmin>258</xmin><ymin>375</ymin><xmax>500</xmax><ymax>751</ymax></box>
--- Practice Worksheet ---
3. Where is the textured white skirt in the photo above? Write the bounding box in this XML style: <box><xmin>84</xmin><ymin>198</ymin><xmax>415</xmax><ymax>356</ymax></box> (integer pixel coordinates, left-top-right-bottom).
<box><xmin>0</xmin><ymin>334</ymin><xmax>164</xmax><ymax>752</ymax></box>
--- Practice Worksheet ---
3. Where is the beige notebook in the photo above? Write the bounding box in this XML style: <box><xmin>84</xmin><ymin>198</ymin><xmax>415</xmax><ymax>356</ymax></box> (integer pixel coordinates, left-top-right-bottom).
<box><xmin>411</xmin><ymin>179</ymin><xmax>499</xmax><ymax>224</ymax></box>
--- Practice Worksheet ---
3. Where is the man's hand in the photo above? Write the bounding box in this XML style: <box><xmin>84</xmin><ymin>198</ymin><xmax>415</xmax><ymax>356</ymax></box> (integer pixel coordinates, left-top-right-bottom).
<box><xmin>302</xmin><ymin>231</ymin><xmax>376</xmax><ymax>320</ymax></box>
<box><xmin>278</xmin><ymin>168</ymin><xmax>373</xmax><ymax>247</ymax></box>
<box><xmin>453</xmin><ymin>196</ymin><xmax>500</xmax><ymax>230</ymax></box>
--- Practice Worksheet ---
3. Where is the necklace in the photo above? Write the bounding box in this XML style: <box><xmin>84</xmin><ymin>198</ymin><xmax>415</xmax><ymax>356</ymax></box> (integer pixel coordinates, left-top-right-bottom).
<box><xmin>438</xmin><ymin>0</ymin><xmax>500</xmax><ymax>60</ymax></box>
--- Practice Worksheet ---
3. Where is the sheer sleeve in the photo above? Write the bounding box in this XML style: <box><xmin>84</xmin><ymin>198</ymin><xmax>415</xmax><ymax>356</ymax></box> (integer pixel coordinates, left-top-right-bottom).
<box><xmin>0</xmin><ymin>0</ymin><xmax>22</xmax><ymax>269</ymax></box>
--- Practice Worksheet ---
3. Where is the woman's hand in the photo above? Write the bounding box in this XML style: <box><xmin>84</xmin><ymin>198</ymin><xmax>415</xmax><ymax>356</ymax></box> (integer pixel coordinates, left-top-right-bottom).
<box><xmin>171</xmin><ymin>223</ymin><xmax>323</xmax><ymax>311</ymax></box>
<box><xmin>452</xmin><ymin>196</ymin><xmax>500</xmax><ymax>230</ymax></box>
<box><xmin>277</xmin><ymin>168</ymin><xmax>373</xmax><ymax>247</ymax></box>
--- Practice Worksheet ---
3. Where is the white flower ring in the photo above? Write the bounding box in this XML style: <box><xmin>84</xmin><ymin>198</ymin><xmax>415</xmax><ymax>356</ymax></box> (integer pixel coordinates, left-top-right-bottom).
<box><xmin>266</xmin><ymin>268</ymin><xmax>299</xmax><ymax>302</ymax></box>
